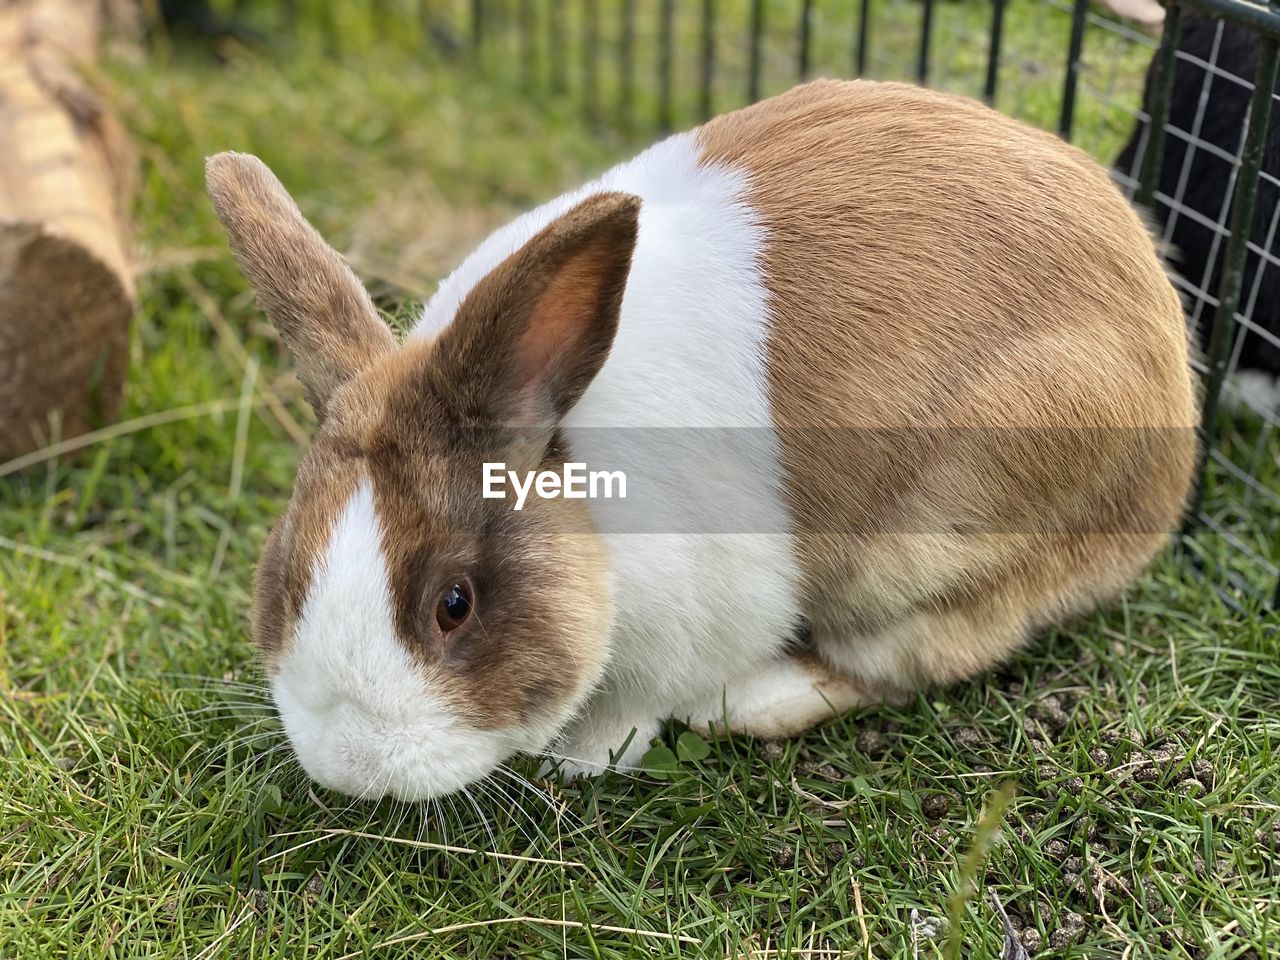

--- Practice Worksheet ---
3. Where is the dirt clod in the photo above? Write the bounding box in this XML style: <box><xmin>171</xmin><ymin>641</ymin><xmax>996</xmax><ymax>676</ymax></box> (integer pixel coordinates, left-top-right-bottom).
<box><xmin>855</xmin><ymin>729</ymin><xmax>888</xmax><ymax>754</ymax></box>
<box><xmin>953</xmin><ymin>726</ymin><xmax>985</xmax><ymax>749</ymax></box>
<box><xmin>1132</xmin><ymin>763</ymin><xmax>1160</xmax><ymax>784</ymax></box>
<box><xmin>922</xmin><ymin>794</ymin><xmax>952</xmax><ymax>820</ymax></box>
<box><xmin>1031</xmin><ymin>695</ymin><xmax>1072</xmax><ymax>733</ymax></box>
<box><xmin>795</xmin><ymin>754</ymin><xmax>837</xmax><ymax>780</ymax></box>
<box><xmin>1048</xmin><ymin>911</ymin><xmax>1087</xmax><ymax>949</ymax></box>
<box><xmin>756</xmin><ymin>740</ymin><xmax>786</xmax><ymax>763</ymax></box>
<box><xmin>1149</xmin><ymin>745</ymin><xmax>1176</xmax><ymax>765</ymax></box>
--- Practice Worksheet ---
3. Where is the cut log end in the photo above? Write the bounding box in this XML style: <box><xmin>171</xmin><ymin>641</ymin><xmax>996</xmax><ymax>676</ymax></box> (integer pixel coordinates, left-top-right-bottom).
<box><xmin>0</xmin><ymin>223</ymin><xmax>132</xmax><ymax>460</ymax></box>
<box><xmin>0</xmin><ymin>0</ymin><xmax>137</xmax><ymax>464</ymax></box>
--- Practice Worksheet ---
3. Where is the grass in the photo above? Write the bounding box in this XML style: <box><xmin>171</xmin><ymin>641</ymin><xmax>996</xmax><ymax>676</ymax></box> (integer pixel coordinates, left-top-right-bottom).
<box><xmin>2</xmin><ymin>1</ymin><xmax>1278</xmax><ymax>957</ymax></box>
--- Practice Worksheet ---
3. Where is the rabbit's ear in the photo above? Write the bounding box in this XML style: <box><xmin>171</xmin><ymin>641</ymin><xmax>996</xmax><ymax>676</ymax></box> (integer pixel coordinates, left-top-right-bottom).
<box><xmin>434</xmin><ymin>191</ymin><xmax>640</xmax><ymax>422</ymax></box>
<box><xmin>206</xmin><ymin>152</ymin><xmax>394</xmax><ymax>419</ymax></box>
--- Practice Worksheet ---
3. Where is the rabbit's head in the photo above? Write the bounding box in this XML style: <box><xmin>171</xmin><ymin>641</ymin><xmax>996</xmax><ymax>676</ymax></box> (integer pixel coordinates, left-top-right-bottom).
<box><xmin>206</xmin><ymin>153</ymin><xmax>637</xmax><ymax>799</ymax></box>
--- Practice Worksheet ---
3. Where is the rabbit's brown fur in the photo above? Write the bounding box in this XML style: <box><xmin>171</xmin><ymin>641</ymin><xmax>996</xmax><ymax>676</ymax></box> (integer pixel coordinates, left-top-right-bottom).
<box><xmin>697</xmin><ymin>80</ymin><xmax>1198</xmax><ymax>693</ymax></box>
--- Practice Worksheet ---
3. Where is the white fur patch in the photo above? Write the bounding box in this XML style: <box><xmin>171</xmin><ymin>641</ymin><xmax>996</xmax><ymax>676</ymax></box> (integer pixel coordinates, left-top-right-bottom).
<box><xmin>273</xmin><ymin>483</ymin><xmax>530</xmax><ymax>799</ymax></box>
<box><xmin>414</xmin><ymin>134</ymin><xmax>802</xmax><ymax>751</ymax></box>
<box><xmin>676</xmin><ymin>657</ymin><xmax>866</xmax><ymax>739</ymax></box>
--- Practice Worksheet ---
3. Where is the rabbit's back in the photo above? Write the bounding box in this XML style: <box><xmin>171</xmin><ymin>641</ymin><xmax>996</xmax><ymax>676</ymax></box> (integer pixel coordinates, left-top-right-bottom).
<box><xmin>698</xmin><ymin>79</ymin><xmax>1194</xmax><ymax>430</ymax></box>
<box><xmin>696</xmin><ymin>80</ymin><xmax>1198</xmax><ymax>682</ymax></box>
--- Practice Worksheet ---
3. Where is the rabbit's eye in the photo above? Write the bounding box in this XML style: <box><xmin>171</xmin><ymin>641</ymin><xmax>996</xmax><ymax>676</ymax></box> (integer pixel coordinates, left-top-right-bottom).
<box><xmin>436</xmin><ymin>580</ymin><xmax>474</xmax><ymax>633</ymax></box>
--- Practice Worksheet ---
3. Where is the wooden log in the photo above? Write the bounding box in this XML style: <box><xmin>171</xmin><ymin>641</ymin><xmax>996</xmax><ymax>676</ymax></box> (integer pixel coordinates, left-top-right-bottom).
<box><xmin>0</xmin><ymin>0</ymin><xmax>135</xmax><ymax>461</ymax></box>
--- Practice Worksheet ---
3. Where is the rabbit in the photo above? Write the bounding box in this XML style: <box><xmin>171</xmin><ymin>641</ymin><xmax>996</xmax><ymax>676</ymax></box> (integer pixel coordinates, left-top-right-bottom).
<box><xmin>1115</xmin><ymin>13</ymin><xmax>1280</xmax><ymax>390</ymax></box>
<box><xmin>207</xmin><ymin>79</ymin><xmax>1198</xmax><ymax>801</ymax></box>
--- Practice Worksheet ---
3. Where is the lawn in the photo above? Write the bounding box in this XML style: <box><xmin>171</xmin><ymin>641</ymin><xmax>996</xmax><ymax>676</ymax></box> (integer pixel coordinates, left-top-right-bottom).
<box><xmin>1</xmin><ymin>2</ymin><xmax>1277</xmax><ymax>957</ymax></box>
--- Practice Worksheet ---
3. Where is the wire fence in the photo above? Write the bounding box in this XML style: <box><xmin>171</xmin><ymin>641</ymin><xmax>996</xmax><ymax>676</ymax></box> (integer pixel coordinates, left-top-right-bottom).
<box><xmin>271</xmin><ymin>0</ymin><xmax>1279</xmax><ymax>610</ymax></box>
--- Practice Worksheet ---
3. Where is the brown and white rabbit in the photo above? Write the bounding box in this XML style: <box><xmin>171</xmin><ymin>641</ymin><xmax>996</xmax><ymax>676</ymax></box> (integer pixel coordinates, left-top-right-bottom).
<box><xmin>206</xmin><ymin>79</ymin><xmax>1198</xmax><ymax>800</ymax></box>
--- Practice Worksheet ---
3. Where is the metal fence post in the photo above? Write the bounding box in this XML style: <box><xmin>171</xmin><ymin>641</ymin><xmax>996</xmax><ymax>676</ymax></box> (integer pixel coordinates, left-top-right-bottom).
<box><xmin>984</xmin><ymin>0</ymin><xmax>1007</xmax><ymax>104</ymax></box>
<box><xmin>749</xmin><ymin>0</ymin><xmax>765</xmax><ymax>102</ymax></box>
<box><xmin>799</xmin><ymin>0</ymin><xmax>814</xmax><ymax>82</ymax></box>
<box><xmin>1137</xmin><ymin>2</ymin><xmax>1184</xmax><ymax>208</ymax></box>
<box><xmin>548</xmin><ymin>0</ymin><xmax>565</xmax><ymax>94</ymax></box>
<box><xmin>584</xmin><ymin>0</ymin><xmax>599</xmax><ymax>126</ymax></box>
<box><xmin>619</xmin><ymin>0</ymin><xmax>635</xmax><ymax>131</ymax></box>
<box><xmin>855</xmin><ymin>0</ymin><xmax>871</xmax><ymax>76</ymax></box>
<box><xmin>917</xmin><ymin>0</ymin><xmax>934</xmax><ymax>83</ymax></box>
<box><xmin>658</xmin><ymin>0</ymin><xmax>675</xmax><ymax>133</ymax></box>
<box><xmin>1059</xmin><ymin>0</ymin><xmax>1089</xmax><ymax>138</ymax></box>
<box><xmin>470</xmin><ymin>0</ymin><xmax>483</xmax><ymax>58</ymax></box>
<box><xmin>519</xmin><ymin>0</ymin><xmax>537</xmax><ymax>90</ymax></box>
<box><xmin>701</xmin><ymin>0</ymin><xmax>717</xmax><ymax>122</ymax></box>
